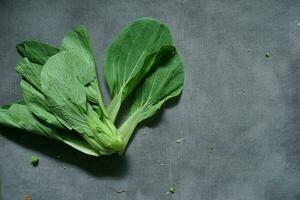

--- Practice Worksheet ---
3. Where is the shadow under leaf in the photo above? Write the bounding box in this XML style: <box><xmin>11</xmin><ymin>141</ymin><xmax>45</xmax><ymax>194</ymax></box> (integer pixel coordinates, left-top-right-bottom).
<box><xmin>0</xmin><ymin>127</ymin><xmax>129</xmax><ymax>178</ymax></box>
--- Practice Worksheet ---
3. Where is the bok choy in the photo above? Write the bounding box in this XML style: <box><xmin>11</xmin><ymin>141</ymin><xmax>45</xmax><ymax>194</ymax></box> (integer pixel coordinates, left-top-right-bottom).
<box><xmin>0</xmin><ymin>18</ymin><xmax>184</xmax><ymax>156</ymax></box>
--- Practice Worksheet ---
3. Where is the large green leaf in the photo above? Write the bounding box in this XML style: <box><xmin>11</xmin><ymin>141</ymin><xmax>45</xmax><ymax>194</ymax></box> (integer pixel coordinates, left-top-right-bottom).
<box><xmin>16</xmin><ymin>58</ymin><xmax>43</xmax><ymax>91</ymax></box>
<box><xmin>15</xmin><ymin>31</ymin><xmax>102</xmax><ymax>128</ymax></box>
<box><xmin>128</xmin><ymin>51</ymin><xmax>183</xmax><ymax>119</ymax></box>
<box><xmin>61</xmin><ymin>26</ymin><xmax>95</xmax><ymax>70</ymax></box>
<box><xmin>41</xmin><ymin>50</ymin><xmax>123</xmax><ymax>155</ymax></box>
<box><xmin>20</xmin><ymin>79</ymin><xmax>64</xmax><ymax>129</ymax></box>
<box><xmin>15</xmin><ymin>39</ymin><xmax>106</xmax><ymax>153</ymax></box>
<box><xmin>103</xmin><ymin>18</ymin><xmax>173</xmax><ymax>121</ymax></box>
<box><xmin>118</xmin><ymin>50</ymin><xmax>184</xmax><ymax>153</ymax></box>
<box><xmin>61</xmin><ymin>26</ymin><xmax>121</xmax><ymax>149</ymax></box>
<box><xmin>0</xmin><ymin>19</ymin><xmax>184</xmax><ymax>157</ymax></box>
<box><xmin>14</xmin><ymin>28</ymin><xmax>123</xmax><ymax>155</ymax></box>
<box><xmin>16</xmin><ymin>33</ymin><xmax>104</xmax><ymax>129</ymax></box>
<box><xmin>0</xmin><ymin>103</ymin><xmax>99</xmax><ymax>156</ymax></box>
<box><xmin>61</xmin><ymin>27</ymin><xmax>95</xmax><ymax>86</ymax></box>
<box><xmin>16</xmin><ymin>41</ymin><xmax>59</xmax><ymax>65</ymax></box>
<box><xmin>15</xmin><ymin>46</ymin><xmax>64</xmax><ymax>129</ymax></box>
<box><xmin>61</xmin><ymin>26</ymin><xmax>107</xmax><ymax>114</ymax></box>
<box><xmin>0</xmin><ymin>103</ymin><xmax>61</xmax><ymax>139</ymax></box>
<box><xmin>17</xmin><ymin>30</ymin><xmax>103</xmax><ymax>109</ymax></box>
<box><xmin>41</xmin><ymin>51</ymin><xmax>90</xmax><ymax>130</ymax></box>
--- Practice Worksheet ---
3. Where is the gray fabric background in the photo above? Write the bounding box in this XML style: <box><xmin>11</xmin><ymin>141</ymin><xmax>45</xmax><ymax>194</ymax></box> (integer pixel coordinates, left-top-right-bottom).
<box><xmin>1</xmin><ymin>0</ymin><xmax>300</xmax><ymax>199</ymax></box>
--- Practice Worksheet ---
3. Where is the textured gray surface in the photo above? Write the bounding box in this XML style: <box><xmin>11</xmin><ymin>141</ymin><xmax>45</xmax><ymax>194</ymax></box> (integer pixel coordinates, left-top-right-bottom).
<box><xmin>1</xmin><ymin>0</ymin><xmax>300</xmax><ymax>199</ymax></box>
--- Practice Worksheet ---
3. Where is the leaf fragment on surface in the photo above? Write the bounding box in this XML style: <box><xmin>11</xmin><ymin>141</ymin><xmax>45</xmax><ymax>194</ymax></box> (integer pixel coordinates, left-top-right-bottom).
<box><xmin>30</xmin><ymin>156</ymin><xmax>39</xmax><ymax>166</ymax></box>
<box><xmin>176</xmin><ymin>138</ymin><xmax>184</xmax><ymax>143</ymax></box>
<box><xmin>169</xmin><ymin>186</ymin><xmax>176</xmax><ymax>194</ymax></box>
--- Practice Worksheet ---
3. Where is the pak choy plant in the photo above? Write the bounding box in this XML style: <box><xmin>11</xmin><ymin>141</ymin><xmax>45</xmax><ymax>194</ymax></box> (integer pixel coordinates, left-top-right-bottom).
<box><xmin>0</xmin><ymin>18</ymin><xmax>184</xmax><ymax>156</ymax></box>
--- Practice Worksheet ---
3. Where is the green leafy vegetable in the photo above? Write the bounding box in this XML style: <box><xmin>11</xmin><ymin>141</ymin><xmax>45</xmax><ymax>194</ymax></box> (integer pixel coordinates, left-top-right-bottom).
<box><xmin>61</xmin><ymin>26</ymin><xmax>106</xmax><ymax>110</ymax></box>
<box><xmin>16</xmin><ymin>41</ymin><xmax>65</xmax><ymax>129</ymax></box>
<box><xmin>0</xmin><ymin>18</ymin><xmax>184</xmax><ymax>156</ymax></box>
<box><xmin>0</xmin><ymin>103</ymin><xmax>100</xmax><ymax>156</ymax></box>
<box><xmin>104</xmin><ymin>18</ymin><xmax>173</xmax><ymax>121</ymax></box>
<box><xmin>116</xmin><ymin>50</ymin><xmax>184</xmax><ymax>153</ymax></box>
<box><xmin>17</xmin><ymin>41</ymin><xmax>59</xmax><ymax>65</ymax></box>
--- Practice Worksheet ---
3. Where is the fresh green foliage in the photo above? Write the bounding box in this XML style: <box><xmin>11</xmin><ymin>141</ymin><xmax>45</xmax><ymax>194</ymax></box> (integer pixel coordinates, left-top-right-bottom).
<box><xmin>16</xmin><ymin>41</ymin><xmax>59</xmax><ymax>65</ymax></box>
<box><xmin>61</xmin><ymin>26</ymin><xmax>107</xmax><ymax>112</ymax></box>
<box><xmin>0</xmin><ymin>103</ymin><xmax>100</xmax><ymax>156</ymax></box>
<box><xmin>104</xmin><ymin>18</ymin><xmax>173</xmax><ymax>121</ymax></box>
<box><xmin>0</xmin><ymin>18</ymin><xmax>184</xmax><ymax>156</ymax></box>
<box><xmin>117</xmin><ymin>50</ymin><xmax>184</xmax><ymax>152</ymax></box>
<box><xmin>16</xmin><ymin>45</ymin><xmax>65</xmax><ymax>129</ymax></box>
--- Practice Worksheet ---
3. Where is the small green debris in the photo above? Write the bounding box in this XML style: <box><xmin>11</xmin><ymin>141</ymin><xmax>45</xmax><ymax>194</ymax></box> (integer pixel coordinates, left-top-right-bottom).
<box><xmin>30</xmin><ymin>156</ymin><xmax>39</xmax><ymax>167</ymax></box>
<box><xmin>265</xmin><ymin>53</ymin><xmax>270</xmax><ymax>58</ymax></box>
<box><xmin>109</xmin><ymin>187</ymin><xmax>126</xmax><ymax>193</ymax></box>
<box><xmin>169</xmin><ymin>186</ymin><xmax>176</xmax><ymax>194</ymax></box>
<box><xmin>176</xmin><ymin>138</ymin><xmax>184</xmax><ymax>143</ymax></box>
<box><xmin>156</xmin><ymin>160</ymin><xmax>165</xmax><ymax>167</ymax></box>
